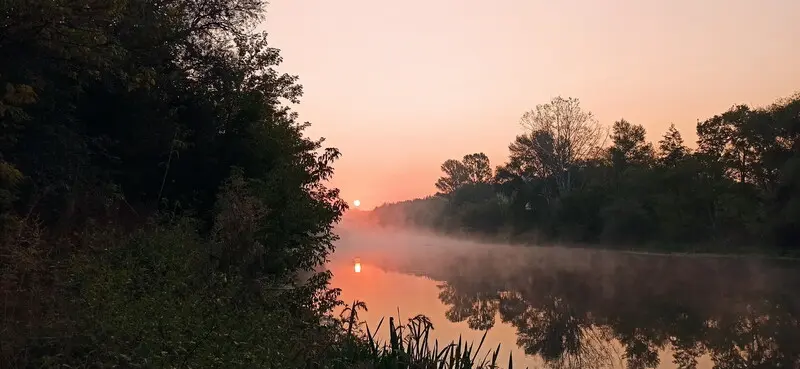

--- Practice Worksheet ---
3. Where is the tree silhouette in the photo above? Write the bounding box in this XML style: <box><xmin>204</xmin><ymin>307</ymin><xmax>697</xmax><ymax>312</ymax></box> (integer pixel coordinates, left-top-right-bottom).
<box><xmin>435</xmin><ymin>159</ymin><xmax>470</xmax><ymax>194</ymax></box>
<box><xmin>519</xmin><ymin>96</ymin><xmax>606</xmax><ymax>194</ymax></box>
<box><xmin>435</xmin><ymin>153</ymin><xmax>494</xmax><ymax>194</ymax></box>
<box><xmin>608</xmin><ymin>119</ymin><xmax>654</xmax><ymax>169</ymax></box>
<box><xmin>462</xmin><ymin>153</ymin><xmax>493</xmax><ymax>183</ymax></box>
<box><xmin>371</xmin><ymin>92</ymin><xmax>800</xmax><ymax>255</ymax></box>
<box><xmin>658</xmin><ymin>124</ymin><xmax>689</xmax><ymax>167</ymax></box>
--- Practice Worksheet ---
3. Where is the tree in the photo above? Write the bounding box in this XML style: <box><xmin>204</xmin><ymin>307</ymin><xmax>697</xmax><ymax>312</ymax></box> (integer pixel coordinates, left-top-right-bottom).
<box><xmin>696</xmin><ymin>105</ymin><xmax>769</xmax><ymax>186</ymax></box>
<box><xmin>1</xmin><ymin>0</ymin><xmax>351</xmax><ymax>366</ymax></box>
<box><xmin>519</xmin><ymin>96</ymin><xmax>605</xmax><ymax>194</ymax></box>
<box><xmin>435</xmin><ymin>159</ymin><xmax>469</xmax><ymax>194</ymax></box>
<box><xmin>435</xmin><ymin>153</ymin><xmax>493</xmax><ymax>194</ymax></box>
<box><xmin>608</xmin><ymin>119</ymin><xmax>654</xmax><ymax>169</ymax></box>
<box><xmin>658</xmin><ymin>124</ymin><xmax>689</xmax><ymax>167</ymax></box>
<box><xmin>501</xmin><ymin>131</ymin><xmax>556</xmax><ymax>181</ymax></box>
<box><xmin>462</xmin><ymin>153</ymin><xmax>493</xmax><ymax>183</ymax></box>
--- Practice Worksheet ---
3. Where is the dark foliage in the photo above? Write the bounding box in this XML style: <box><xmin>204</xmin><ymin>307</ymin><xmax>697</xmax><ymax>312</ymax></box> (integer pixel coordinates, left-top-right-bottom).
<box><xmin>0</xmin><ymin>0</ymin><xmax>354</xmax><ymax>367</ymax></box>
<box><xmin>370</xmin><ymin>94</ymin><xmax>800</xmax><ymax>255</ymax></box>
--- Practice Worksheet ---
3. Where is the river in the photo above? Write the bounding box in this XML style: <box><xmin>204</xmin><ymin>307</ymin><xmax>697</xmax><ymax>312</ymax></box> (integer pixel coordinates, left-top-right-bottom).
<box><xmin>326</xmin><ymin>226</ymin><xmax>800</xmax><ymax>369</ymax></box>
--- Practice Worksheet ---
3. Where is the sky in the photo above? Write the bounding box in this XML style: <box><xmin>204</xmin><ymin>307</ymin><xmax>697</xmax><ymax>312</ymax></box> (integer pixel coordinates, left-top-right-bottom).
<box><xmin>261</xmin><ymin>0</ymin><xmax>800</xmax><ymax>210</ymax></box>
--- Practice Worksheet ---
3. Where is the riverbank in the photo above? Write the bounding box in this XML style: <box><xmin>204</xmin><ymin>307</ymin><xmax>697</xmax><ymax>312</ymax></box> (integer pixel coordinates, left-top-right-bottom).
<box><xmin>2</xmin><ymin>217</ymin><xmax>510</xmax><ymax>369</ymax></box>
<box><xmin>367</xmin><ymin>223</ymin><xmax>800</xmax><ymax>261</ymax></box>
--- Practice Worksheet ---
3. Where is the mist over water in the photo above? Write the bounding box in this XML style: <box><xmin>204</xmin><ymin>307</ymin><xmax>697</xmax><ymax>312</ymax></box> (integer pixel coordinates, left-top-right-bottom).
<box><xmin>328</xmin><ymin>222</ymin><xmax>800</xmax><ymax>369</ymax></box>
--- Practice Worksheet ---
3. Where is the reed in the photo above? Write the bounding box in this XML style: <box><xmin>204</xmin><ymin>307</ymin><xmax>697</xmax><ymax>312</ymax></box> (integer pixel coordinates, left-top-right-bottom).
<box><xmin>339</xmin><ymin>302</ymin><xmax>519</xmax><ymax>369</ymax></box>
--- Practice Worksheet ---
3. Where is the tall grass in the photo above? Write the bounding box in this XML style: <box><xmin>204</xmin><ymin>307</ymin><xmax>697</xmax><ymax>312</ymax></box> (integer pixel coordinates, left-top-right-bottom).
<box><xmin>339</xmin><ymin>302</ymin><xmax>519</xmax><ymax>369</ymax></box>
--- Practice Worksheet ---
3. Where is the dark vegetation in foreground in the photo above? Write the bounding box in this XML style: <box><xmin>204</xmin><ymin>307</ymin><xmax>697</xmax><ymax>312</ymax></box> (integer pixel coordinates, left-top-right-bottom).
<box><xmin>0</xmin><ymin>1</ymin><xmax>507</xmax><ymax>368</ymax></box>
<box><xmin>369</xmin><ymin>95</ymin><xmax>800</xmax><ymax>256</ymax></box>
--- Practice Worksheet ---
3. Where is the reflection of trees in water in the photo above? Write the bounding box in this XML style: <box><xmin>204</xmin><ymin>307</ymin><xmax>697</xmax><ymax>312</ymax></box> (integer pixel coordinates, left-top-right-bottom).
<box><xmin>502</xmin><ymin>292</ymin><xmax>613</xmax><ymax>369</ymax></box>
<box><xmin>422</xmin><ymin>253</ymin><xmax>800</xmax><ymax>369</ymax></box>
<box><xmin>704</xmin><ymin>299</ymin><xmax>800</xmax><ymax>369</ymax></box>
<box><xmin>438</xmin><ymin>276</ymin><xmax>614</xmax><ymax>368</ymax></box>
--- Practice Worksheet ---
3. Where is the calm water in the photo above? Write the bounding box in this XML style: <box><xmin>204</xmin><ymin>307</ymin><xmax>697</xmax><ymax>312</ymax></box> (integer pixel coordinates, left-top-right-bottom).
<box><xmin>327</xmin><ymin>227</ymin><xmax>800</xmax><ymax>369</ymax></box>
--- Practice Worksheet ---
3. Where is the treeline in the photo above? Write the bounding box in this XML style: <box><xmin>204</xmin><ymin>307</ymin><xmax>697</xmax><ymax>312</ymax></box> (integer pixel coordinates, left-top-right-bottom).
<box><xmin>0</xmin><ymin>0</ymin><xmax>378</xmax><ymax>367</ymax></box>
<box><xmin>370</xmin><ymin>95</ymin><xmax>800</xmax><ymax>255</ymax></box>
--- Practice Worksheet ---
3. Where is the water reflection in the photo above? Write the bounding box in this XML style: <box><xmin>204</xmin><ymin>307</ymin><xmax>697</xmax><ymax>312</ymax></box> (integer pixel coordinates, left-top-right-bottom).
<box><xmin>383</xmin><ymin>249</ymin><xmax>800</xmax><ymax>369</ymax></box>
<box><xmin>329</xmin><ymin>257</ymin><xmax>544</xmax><ymax>368</ymax></box>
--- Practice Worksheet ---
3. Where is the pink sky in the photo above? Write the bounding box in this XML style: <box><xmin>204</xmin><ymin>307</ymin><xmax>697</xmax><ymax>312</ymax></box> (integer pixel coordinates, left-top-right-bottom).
<box><xmin>261</xmin><ymin>0</ymin><xmax>800</xmax><ymax>210</ymax></box>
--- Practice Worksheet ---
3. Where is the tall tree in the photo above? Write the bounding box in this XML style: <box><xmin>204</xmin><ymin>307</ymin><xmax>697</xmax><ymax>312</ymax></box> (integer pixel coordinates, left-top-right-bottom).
<box><xmin>435</xmin><ymin>153</ymin><xmax>493</xmax><ymax>194</ymax></box>
<box><xmin>519</xmin><ymin>96</ymin><xmax>605</xmax><ymax>194</ymax></box>
<box><xmin>658</xmin><ymin>124</ymin><xmax>689</xmax><ymax>167</ymax></box>
<box><xmin>502</xmin><ymin>131</ymin><xmax>556</xmax><ymax>181</ymax></box>
<box><xmin>608</xmin><ymin>119</ymin><xmax>654</xmax><ymax>169</ymax></box>
<box><xmin>435</xmin><ymin>159</ymin><xmax>469</xmax><ymax>194</ymax></box>
<box><xmin>696</xmin><ymin>105</ymin><xmax>767</xmax><ymax>185</ymax></box>
<box><xmin>462</xmin><ymin>153</ymin><xmax>493</xmax><ymax>183</ymax></box>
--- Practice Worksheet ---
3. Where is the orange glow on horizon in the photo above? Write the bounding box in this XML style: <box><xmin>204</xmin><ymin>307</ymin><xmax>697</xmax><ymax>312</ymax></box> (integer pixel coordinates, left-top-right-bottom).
<box><xmin>265</xmin><ymin>0</ymin><xmax>800</xmax><ymax>206</ymax></box>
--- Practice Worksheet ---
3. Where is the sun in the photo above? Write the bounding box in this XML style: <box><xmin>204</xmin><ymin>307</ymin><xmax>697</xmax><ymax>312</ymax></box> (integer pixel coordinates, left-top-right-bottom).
<box><xmin>353</xmin><ymin>199</ymin><xmax>361</xmax><ymax>207</ymax></box>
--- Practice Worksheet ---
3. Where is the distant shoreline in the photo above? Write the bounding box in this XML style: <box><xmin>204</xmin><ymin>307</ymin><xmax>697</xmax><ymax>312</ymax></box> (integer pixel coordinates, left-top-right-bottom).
<box><xmin>355</xmin><ymin>223</ymin><xmax>800</xmax><ymax>262</ymax></box>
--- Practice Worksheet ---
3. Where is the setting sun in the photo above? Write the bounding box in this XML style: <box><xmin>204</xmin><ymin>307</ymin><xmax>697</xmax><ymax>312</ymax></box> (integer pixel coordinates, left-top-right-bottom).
<box><xmin>353</xmin><ymin>199</ymin><xmax>361</xmax><ymax>207</ymax></box>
